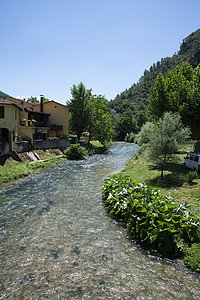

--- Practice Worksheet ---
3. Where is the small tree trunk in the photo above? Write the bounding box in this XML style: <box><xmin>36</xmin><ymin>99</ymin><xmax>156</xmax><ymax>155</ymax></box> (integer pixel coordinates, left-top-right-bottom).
<box><xmin>161</xmin><ymin>155</ymin><xmax>166</xmax><ymax>179</ymax></box>
<box><xmin>161</xmin><ymin>166</ymin><xmax>164</xmax><ymax>179</ymax></box>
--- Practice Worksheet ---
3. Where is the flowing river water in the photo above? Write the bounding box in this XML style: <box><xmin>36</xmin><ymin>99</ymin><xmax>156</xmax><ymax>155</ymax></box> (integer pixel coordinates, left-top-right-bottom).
<box><xmin>0</xmin><ymin>142</ymin><xmax>200</xmax><ymax>299</ymax></box>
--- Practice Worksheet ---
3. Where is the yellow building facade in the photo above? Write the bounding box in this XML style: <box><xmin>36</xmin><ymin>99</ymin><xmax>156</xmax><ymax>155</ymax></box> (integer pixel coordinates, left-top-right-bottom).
<box><xmin>0</xmin><ymin>99</ymin><xmax>21</xmax><ymax>150</ymax></box>
<box><xmin>33</xmin><ymin>101</ymin><xmax>70</xmax><ymax>138</ymax></box>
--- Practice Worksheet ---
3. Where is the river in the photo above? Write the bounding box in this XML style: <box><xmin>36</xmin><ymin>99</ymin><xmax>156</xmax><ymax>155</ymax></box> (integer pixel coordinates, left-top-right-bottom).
<box><xmin>0</xmin><ymin>142</ymin><xmax>199</xmax><ymax>299</ymax></box>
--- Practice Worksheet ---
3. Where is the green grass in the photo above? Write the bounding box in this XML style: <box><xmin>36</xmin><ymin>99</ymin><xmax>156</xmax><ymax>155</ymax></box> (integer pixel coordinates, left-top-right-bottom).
<box><xmin>0</xmin><ymin>156</ymin><xmax>66</xmax><ymax>191</ymax></box>
<box><xmin>0</xmin><ymin>140</ymin><xmax>111</xmax><ymax>189</ymax></box>
<box><xmin>120</xmin><ymin>145</ymin><xmax>200</xmax><ymax>217</ymax></box>
<box><xmin>118</xmin><ymin>143</ymin><xmax>200</xmax><ymax>272</ymax></box>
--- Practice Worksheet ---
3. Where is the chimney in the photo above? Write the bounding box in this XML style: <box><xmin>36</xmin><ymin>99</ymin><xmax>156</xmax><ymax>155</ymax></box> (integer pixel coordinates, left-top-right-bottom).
<box><xmin>40</xmin><ymin>95</ymin><xmax>44</xmax><ymax>112</ymax></box>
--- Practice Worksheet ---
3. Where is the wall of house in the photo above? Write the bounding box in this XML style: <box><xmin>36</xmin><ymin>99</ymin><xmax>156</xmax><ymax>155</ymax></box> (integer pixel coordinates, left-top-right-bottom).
<box><xmin>12</xmin><ymin>138</ymin><xmax>70</xmax><ymax>153</ymax></box>
<box><xmin>19</xmin><ymin>126</ymin><xmax>48</xmax><ymax>141</ymax></box>
<box><xmin>20</xmin><ymin>110</ymin><xmax>29</xmax><ymax>124</ymax></box>
<box><xmin>0</xmin><ymin>104</ymin><xmax>20</xmax><ymax>139</ymax></box>
<box><xmin>34</xmin><ymin>138</ymin><xmax>70</xmax><ymax>151</ymax></box>
<box><xmin>33</xmin><ymin>102</ymin><xmax>70</xmax><ymax>137</ymax></box>
<box><xmin>19</xmin><ymin>126</ymin><xmax>35</xmax><ymax>141</ymax></box>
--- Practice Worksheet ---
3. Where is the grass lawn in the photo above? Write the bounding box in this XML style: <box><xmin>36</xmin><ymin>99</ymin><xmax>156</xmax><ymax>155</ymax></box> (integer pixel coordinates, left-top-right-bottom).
<box><xmin>120</xmin><ymin>143</ymin><xmax>200</xmax><ymax>218</ymax></box>
<box><xmin>114</xmin><ymin>142</ymin><xmax>200</xmax><ymax>272</ymax></box>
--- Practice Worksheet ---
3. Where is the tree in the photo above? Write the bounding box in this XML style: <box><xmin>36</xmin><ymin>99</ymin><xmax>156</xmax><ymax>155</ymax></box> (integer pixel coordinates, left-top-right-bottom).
<box><xmin>137</xmin><ymin>121</ymin><xmax>155</xmax><ymax>145</ymax></box>
<box><xmin>68</xmin><ymin>82</ymin><xmax>92</xmax><ymax>140</ymax></box>
<box><xmin>27</xmin><ymin>96</ymin><xmax>39</xmax><ymax>103</ymax></box>
<box><xmin>149</xmin><ymin>73</ymin><xmax>169</xmax><ymax>120</ymax></box>
<box><xmin>116</xmin><ymin>108</ymin><xmax>137</xmax><ymax>140</ymax></box>
<box><xmin>147</xmin><ymin>112</ymin><xmax>191</xmax><ymax>178</ymax></box>
<box><xmin>89</xmin><ymin>95</ymin><xmax>114</xmax><ymax>143</ymax></box>
<box><xmin>149</xmin><ymin>62</ymin><xmax>200</xmax><ymax>138</ymax></box>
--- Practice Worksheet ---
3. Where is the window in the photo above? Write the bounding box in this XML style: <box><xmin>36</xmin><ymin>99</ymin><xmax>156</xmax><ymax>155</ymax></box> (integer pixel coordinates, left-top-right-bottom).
<box><xmin>0</xmin><ymin>106</ymin><xmax>4</xmax><ymax>118</ymax></box>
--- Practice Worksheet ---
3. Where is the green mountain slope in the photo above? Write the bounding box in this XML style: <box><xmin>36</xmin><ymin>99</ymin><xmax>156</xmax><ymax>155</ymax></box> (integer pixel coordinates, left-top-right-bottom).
<box><xmin>109</xmin><ymin>29</ymin><xmax>200</xmax><ymax>125</ymax></box>
<box><xmin>0</xmin><ymin>90</ymin><xmax>11</xmax><ymax>99</ymax></box>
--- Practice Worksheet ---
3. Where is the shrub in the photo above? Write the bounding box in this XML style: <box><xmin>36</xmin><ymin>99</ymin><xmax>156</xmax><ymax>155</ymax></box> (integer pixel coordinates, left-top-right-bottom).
<box><xmin>64</xmin><ymin>144</ymin><xmax>88</xmax><ymax>160</ymax></box>
<box><xmin>102</xmin><ymin>175</ymin><xmax>200</xmax><ymax>254</ymax></box>
<box><xmin>186</xmin><ymin>170</ymin><xmax>199</xmax><ymax>185</ymax></box>
<box><xmin>183</xmin><ymin>243</ymin><xmax>200</xmax><ymax>272</ymax></box>
<box><xmin>125</xmin><ymin>134</ymin><xmax>135</xmax><ymax>143</ymax></box>
<box><xmin>137</xmin><ymin>122</ymin><xmax>155</xmax><ymax>145</ymax></box>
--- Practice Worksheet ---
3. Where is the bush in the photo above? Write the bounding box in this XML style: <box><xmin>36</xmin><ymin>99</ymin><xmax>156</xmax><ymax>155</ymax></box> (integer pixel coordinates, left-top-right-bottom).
<box><xmin>64</xmin><ymin>144</ymin><xmax>88</xmax><ymax>160</ymax></box>
<box><xmin>102</xmin><ymin>175</ymin><xmax>200</xmax><ymax>254</ymax></box>
<box><xmin>137</xmin><ymin>122</ymin><xmax>155</xmax><ymax>145</ymax></box>
<box><xmin>183</xmin><ymin>243</ymin><xmax>200</xmax><ymax>272</ymax></box>
<box><xmin>125</xmin><ymin>134</ymin><xmax>135</xmax><ymax>143</ymax></box>
<box><xmin>186</xmin><ymin>170</ymin><xmax>199</xmax><ymax>185</ymax></box>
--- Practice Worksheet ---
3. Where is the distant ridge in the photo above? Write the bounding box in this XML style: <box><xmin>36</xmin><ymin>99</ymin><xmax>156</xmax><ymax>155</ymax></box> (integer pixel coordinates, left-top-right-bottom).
<box><xmin>0</xmin><ymin>90</ymin><xmax>12</xmax><ymax>99</ymax></box>
<box><xmin>109</xmin><ymin>29</ymin><xmax>200</xmax><ymax>124</ymax></box>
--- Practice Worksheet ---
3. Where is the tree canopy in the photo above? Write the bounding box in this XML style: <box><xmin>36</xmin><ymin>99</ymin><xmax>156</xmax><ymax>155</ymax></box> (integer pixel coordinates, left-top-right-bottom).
<box><xmin>67</xmin><ymin>82</ymin><xmax>114</xmax><ymax>142</ymax></box>
<box><xmin>109</xmin><ymin>29</ymin><xmax>200</xmax><ymax>136</ymax></box>
<box><xmin>140</xmin><ymin>112</ymin><xmax>191</xmax><ymax>178</ymax></box>
<box><xmin>68</xmin><ymin>82</ymin><xmax>92</xmax><ymax>139</ymax></box>
<box><xmin>149</xmin><ymin>62</ymin><xmax>200</xmax><ymax>138</ymax></box>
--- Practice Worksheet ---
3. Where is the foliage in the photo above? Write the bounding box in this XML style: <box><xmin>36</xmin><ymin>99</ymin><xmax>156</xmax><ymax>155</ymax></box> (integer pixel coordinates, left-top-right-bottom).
<box><xmin>115</xmin><ymin>108</ymin><xmax>138</xmax><ymax>140</ymax></box>
<box><xmin>186</xmin><ymin>170</ymin><xmax>199</xmax><ymax>185</ymax></box>
<box><xmin>67</xmin><ymin>82</ymin><xmax>92</xmax><ymax>140</ymax></box>
<box><xmin>147</xmin><ymin>112</ymin><xmax>191</xmax><ymax>178</ymax></box>
<box><xmin>67</xmin><ymin>83</ymin><xmax>114</xmax><ymax>142</ymax></box>
<box><xmin>89</xmin><ymin>95</ymin><xmax>114</xmax><ymax>143</ymax></box>
<box><xmin>125</xmin><ymin>133</ymin><xmax>135</xmax><ymax>143</ymax></box>
<box><xmin>149</xmin><ymin>62</ymin><xmax>200</xmax><ymax>138</ymax></box>
<box><xmin>136</xmin><ymin>121</ymin><xmax>155</xmax><ymax>145</ymax></box>
<box><xmin>183</xmin><ymin>243</ymin><xmax>200</xmax><ymax>272</ymax></box>
<box><xmin>63</xmin><ymin>144</ymin><xmax>88</xmax><ymax>160</ymax></box>
<box><xmin>102</xmin><ymin>175</ymin><xmax>200</xmax><ymax>255</ymax></box>
<box><xmin>109</xmin><ymin>29</ymin><xmax>200</xmax><ymax>134</ymax></box>
<box><xmin>0</xmin><ymin>157</ymin><xmax>65</xmax><ymax>187</ymax></box>
<box><xmin>27</xmin><ymin>96</ymin><xmax>39</xmax><ymax>103</ymax></box>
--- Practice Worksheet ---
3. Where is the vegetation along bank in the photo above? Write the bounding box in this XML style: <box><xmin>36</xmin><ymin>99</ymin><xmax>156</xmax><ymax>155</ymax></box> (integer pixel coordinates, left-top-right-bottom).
<box><xmin>0</xmin><ymin>140</ymin><xmax>109</xmax><ymax>191</ymax></box>
<box><xmin>102</xmin><ymin>140</ymin><xmax>200</xmax><ymax>273</ymax></box>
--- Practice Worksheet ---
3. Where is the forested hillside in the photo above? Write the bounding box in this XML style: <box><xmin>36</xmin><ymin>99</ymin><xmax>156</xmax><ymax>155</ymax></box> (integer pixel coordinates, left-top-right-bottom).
<box><xmin>109</xmin><ymin>29</ymin><xmax>200</xmax><ymax>130</ymax></box>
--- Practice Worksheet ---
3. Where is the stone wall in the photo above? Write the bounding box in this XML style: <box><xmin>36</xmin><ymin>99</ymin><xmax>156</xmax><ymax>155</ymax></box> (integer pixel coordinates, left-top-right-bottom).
<box><xmin>12</xmin><ymin>138</ymin><xmax>70</xmax><ymax>153</ymax></box>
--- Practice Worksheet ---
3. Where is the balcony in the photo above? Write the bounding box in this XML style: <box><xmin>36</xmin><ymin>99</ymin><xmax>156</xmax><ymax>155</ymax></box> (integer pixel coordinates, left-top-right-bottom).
<box><xmin>49</xmin><ymin>124</ymin><xmax>63</xmax><ymax>131</ymax></box>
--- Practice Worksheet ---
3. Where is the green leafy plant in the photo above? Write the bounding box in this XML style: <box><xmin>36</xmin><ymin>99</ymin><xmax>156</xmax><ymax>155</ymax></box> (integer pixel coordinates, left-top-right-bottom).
<box><xmin>102</xmin><ymin>175</ymin><xmax>200</xmax><ymax>254</ymax></box>
<box><xmin>64</xmin><ymin>144</ymin><xmax>88</xmax><ymax>160</ymax></box>
<box><xmin>125</xmin><ymin>134</ymin><xmax>135</xmax><ymax>143</ymax></box>
<box><xmin>183</xmin><ymin>243</ymin><xmax>200</xmax><ymax>272</ymax></box>
<box><xmin>186</xmin><ymin>170</ymin><xmax>199</xmax><ymax>185</ymax></box>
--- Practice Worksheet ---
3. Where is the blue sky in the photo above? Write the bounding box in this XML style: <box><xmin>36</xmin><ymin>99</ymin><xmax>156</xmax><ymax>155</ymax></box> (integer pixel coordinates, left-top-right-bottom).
<box><xmin>1</xmin><ymin>0</ymin><xmax>200</xmax><ymax>105</ymax></box>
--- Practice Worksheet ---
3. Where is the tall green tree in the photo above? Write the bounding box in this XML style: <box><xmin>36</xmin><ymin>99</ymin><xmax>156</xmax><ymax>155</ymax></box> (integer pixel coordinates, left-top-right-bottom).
<box><xmin>149</xmin><ymin>73</ymin><xmax>169</xmax><ymax>120</ymax></box>
<box><xmin>149</xmin><ymin>62</ymin><xmax>200</xmax><ymax>138</ymax></box>
<box><xmin>89</xmin><ymin>95</ymin><xmax>114</xmax><ymax>143</ymax></box>
<box><xmin>68</xmin><ymin>82</ymin><xmax>92</xmax><ymax>140</ymax></box>
<box><xmin>116</xmin><ymin>108</ymin><xmax>137</xmax><ymax>140</ymax></box>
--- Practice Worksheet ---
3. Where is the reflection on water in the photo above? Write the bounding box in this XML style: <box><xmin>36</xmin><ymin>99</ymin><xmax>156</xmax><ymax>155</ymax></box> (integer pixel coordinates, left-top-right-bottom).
<box><xmin>0</xmin><ymin>142</ymin><xmax>199</xmax><ymax>299</ymax></box>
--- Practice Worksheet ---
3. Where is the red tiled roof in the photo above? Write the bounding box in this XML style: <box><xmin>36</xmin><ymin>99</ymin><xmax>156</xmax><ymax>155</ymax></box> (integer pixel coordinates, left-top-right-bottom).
<box><xmin>0</xmin><ymin>98</ymin><xmax>23</xmax><ymax>110</ymax></box>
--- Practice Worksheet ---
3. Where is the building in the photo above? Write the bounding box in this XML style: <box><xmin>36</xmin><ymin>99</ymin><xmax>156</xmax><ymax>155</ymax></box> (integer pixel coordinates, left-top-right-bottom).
<box><xmin>32</xmin><ymin>99</ymin><xmax>70</xmax><ymax>139</ymax></box>
<box><xmin>0</xmin><ymin>98</ymin><xmax>22</xmax><ymax>155</ymax></box>
<box><xmin>0</xmin><ymin>91</ymin><xmax>70</xmax><ymax>156</ymax></box>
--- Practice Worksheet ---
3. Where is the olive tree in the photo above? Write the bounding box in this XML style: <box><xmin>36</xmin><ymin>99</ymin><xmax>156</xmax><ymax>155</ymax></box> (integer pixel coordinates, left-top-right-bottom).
<box><xmin>147</xmin><ymin>112</ymin><xmax>191</xmax><ymax>178</ymax></box>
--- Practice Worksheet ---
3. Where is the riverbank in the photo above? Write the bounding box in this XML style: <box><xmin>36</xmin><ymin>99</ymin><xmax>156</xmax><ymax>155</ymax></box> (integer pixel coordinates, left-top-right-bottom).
<box><xmin>0</xmin><ymin>140</ymin><xmax>111</xmax><ymax>190</ymax></box>
<box><xmin>0</xmin><ymin>154</ymin><xmax>66</xmax><ymax>192</ymax></box>
<box><xmin>120</xmin><ymin>144</ymin><xmax>200</xmax><ymax>216</ymax></box>
<box><xmin>108</xmin><ymin>143</ymin><xmax>200</xmax><ymax>273</ymax></box>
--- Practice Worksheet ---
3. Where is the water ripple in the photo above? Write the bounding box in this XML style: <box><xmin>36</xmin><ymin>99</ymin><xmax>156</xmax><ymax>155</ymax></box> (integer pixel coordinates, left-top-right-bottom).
<box><xmin>0</xmin><ymin>142</ymin><xmax>199</xmax><ymax>299</ymax></box>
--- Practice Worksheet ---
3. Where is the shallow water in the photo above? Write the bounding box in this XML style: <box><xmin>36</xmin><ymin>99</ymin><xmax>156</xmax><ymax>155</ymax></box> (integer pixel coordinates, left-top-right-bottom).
<box><xmin>0</xmin><ymin>142</ymin><xmax>199</xmax><ymax>299</ymax></box>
